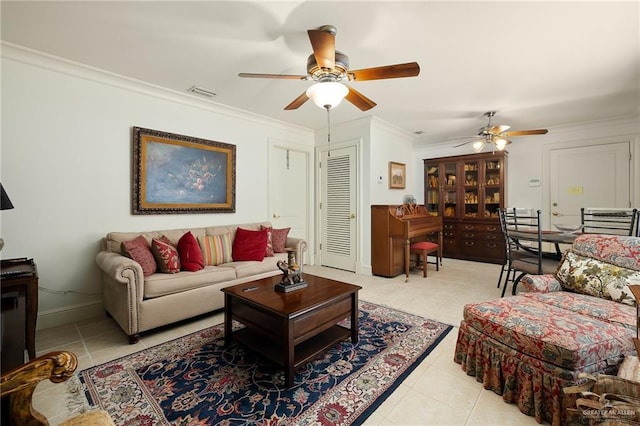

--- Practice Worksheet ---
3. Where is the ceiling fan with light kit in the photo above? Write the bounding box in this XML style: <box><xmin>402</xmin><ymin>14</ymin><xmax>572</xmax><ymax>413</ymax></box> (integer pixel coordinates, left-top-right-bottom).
<box><xmin>453</xmin><ymin>111</ymin><xmax>549</xmax><ymax>153</ymax></box>
<box><xmin>239</xmin><ymin>25</ymin><xmax>420</xmax><ymax>112</ymax></box>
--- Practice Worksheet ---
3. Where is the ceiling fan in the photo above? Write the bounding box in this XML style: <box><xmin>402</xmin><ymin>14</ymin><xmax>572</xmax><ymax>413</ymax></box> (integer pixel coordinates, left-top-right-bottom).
<box><xmin>453</xmin><ymin>111</ymin><xmax>549</xmax><ymax>152</ymax></box>
<box><xmin>238</xmin><ymin>25</ymin><xmax>420</xmax><ymax>111</ymax></box>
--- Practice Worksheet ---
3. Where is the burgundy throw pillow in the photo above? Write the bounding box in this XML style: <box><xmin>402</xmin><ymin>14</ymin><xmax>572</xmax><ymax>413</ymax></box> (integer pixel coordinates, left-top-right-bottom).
<box><xmin>232</xmin><ymin>227</ymin><xmax>268</xmax><ymax>262</ymax></box>
<box><xmin>271</xmin><ymin>227</ymin><xmax>291</xmax><ymax>253</ymax></box>
<box><xmin>177</xmin><ymin>231</ymin><xmax>204</xmax><ymax>272</ymax></box>
<box><xmin>151</xmin><ymin>236</ymin><xmax>181</xmax><ymax>273</ymax></box>
<box><xmin>260</xmin><ymin>225</ymin><xmax>275</xmax><ymax>257</ymax></box>
<box><xmin>122</xmin><ymin>235</ymin><xmax>157</xmax><ymax>277</ymax></box>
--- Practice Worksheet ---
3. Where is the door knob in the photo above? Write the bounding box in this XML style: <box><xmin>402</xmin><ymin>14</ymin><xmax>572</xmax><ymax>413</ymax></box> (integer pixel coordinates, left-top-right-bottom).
<box><xmin>272</xmin><ymin>213</ymin><xmax>280</xmax><ymax>219</ymax></box>
<box><xmin>552</xmin><ymin>211</ymin><xmax>560</xmax><ymax>216</ymax></box>
<box><xmin>350</xmin><ymin>213</ymin><xmax>356</xmax><ymax>219</ymax></box>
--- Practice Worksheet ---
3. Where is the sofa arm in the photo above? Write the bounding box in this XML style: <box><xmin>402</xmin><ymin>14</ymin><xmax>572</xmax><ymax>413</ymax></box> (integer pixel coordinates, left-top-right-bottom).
<box><xmin>96</xmin><ymin>251</ymin><xmax>145</xmax><ymax>342</ymax></box>
<box><xmin>521</xmin><ymin>274</ymin><xmax>563</xmax><ymax>293</ymax></box>
<box><xmin>286</xmin><ymin>237</ymin><xmax>307</xmax><ymax>266</ymax></box>
<box><xmin>96</xmin><ymin>251</ymin><xmax>144</xmax><ymax>290</ymax></box>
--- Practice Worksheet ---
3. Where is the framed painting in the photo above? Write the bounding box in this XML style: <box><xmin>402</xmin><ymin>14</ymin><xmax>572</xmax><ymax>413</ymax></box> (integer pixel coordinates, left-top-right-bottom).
<box><xmin>389</xmin><ymin>161</ymin><xmax>406</xmax><ymax>189</ymax></box>
<box><xmin>132</xmin><ymin>127</ymin><xmax>236</xmax><ymax>214</ymax></box>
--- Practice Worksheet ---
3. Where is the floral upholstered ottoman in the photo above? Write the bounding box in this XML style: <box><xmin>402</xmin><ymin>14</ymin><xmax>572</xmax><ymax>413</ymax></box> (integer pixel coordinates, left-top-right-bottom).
<box><xmin>454</xmin><ymin>234</ymin><xmax>640</xmax><ymax>426</ymax></box>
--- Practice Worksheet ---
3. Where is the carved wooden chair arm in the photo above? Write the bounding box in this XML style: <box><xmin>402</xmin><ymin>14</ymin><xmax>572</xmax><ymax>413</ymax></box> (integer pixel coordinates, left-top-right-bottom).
<box><xmin>1</xmin><ymin>351</ymin><xmax>78</xmax><ymax>426</ymax></box>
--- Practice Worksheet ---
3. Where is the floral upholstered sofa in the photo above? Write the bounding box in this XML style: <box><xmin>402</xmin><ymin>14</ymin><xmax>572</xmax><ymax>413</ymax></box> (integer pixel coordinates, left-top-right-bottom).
<box><xmin>454</xmin><ymin>234</ymin><xmax>640</xmax><ymax>425</ymax></box>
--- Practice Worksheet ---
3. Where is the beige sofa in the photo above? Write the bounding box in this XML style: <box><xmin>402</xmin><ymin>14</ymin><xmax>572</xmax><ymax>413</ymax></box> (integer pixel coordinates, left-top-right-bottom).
<box><xmin>95</xmin><ymin>221</ymin><xmax>306</xmax><ymax>343</ymax></box>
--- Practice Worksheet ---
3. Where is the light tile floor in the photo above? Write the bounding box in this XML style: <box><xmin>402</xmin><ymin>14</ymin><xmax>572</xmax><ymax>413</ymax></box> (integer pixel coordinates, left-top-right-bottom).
<box><xmin>33</xmin><ymin>258</ymin><xmax>544</xmax><ymax>425</ymax></box>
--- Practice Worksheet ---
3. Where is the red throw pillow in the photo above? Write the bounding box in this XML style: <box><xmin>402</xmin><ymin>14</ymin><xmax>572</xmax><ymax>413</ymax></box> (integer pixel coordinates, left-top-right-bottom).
<box><xmin>232</xmin><ymin>227</ymin><xmax>268</xmax><ymax>262</ymax></box>
<box><xmin>122</xmin><ymin>235</ymin><xmax>157</xmax><ymax>277</ymax></box>
<box><xmin>260</xmin><ymin>226</ymin><xmax>275</xmax><ymax>257</ymax></box>
<box><xmin>271</xmin><ymin>227</ymin><xmax>291</xmax><ymax>253</ymax></box>
<box><xmin>177</xmin><ymin>231</ymin><xmax>205</xmax><ymax>272</ymax></box>
<box><xmin>151</xmin><ymin>236</ymin><xmax>181</xmax><ymax>273</ymax></box>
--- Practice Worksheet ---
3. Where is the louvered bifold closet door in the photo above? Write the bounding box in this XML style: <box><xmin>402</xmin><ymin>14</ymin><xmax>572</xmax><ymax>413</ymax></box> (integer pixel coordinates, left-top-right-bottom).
<box><xmin>320</xmin><ymin>145</ymin><xmax>357</xmax><ymax>271</ymax></box>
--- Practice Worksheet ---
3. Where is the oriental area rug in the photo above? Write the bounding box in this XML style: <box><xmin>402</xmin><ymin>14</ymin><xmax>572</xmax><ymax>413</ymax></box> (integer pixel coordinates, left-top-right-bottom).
<box><xmin>73</xmin><ymin>302</ymin><xmax>451</xmax><ymax>425</ymax></box>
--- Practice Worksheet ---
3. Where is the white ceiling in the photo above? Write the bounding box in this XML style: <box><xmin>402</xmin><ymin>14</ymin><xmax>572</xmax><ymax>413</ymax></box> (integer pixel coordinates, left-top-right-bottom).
<box><xmin>2</xmin><ymin>1</ymin><xmax>639</xmax><ymax>148</ymax></box>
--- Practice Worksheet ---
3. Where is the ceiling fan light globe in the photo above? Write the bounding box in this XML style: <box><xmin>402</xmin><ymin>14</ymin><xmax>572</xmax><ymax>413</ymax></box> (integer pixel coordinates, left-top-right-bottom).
<box><xmin>306</xmin><ymin>82</ymin><xmax>348</xmax><ymax>109</ymax></box>
<box><xmin>494</xmin><ymin>137</ymin><xmax>508</xmax><ymax>150</ymax></box>
<box><xmin>472</xmin><ymin>140</ymin><xmax>485</xmax><ymax>152</ymax></box>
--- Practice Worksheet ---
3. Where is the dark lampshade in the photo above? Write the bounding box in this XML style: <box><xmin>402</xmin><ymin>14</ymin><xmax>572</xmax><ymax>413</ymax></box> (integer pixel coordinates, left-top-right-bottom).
<box><xmin>1</xmin><ymin>183</ymin><xmax>15</xmax><ymax>210</ymax></box>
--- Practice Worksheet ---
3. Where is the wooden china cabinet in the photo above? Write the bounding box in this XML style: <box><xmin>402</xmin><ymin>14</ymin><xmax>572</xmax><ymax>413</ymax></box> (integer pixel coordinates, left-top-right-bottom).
<box><xmin>423</xmin><ymin>152</ymin><xmax>507</xmax><ymax>264</ymax></box>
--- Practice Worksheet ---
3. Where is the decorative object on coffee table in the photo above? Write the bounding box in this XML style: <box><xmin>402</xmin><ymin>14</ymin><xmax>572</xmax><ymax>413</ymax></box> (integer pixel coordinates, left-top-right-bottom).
<box><xmin>275</xmin><ymin>247</ymin><xmax>307</xmax><ymax>292</ymax></box>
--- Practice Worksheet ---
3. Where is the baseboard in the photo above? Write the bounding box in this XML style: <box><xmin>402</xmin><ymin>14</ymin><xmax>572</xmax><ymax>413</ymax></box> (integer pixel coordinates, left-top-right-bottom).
<box><xmin>37</xmin><ymin>300</ymin><xmax>105</xmax><ymax>331</ymax></box>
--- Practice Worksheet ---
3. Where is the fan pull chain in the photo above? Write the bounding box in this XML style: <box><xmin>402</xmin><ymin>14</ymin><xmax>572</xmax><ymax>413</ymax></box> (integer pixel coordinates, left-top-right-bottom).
<box><xmin>325</xmin><ymin>105</ymin><xmax>331</xmax><ymax>157</ymax></box>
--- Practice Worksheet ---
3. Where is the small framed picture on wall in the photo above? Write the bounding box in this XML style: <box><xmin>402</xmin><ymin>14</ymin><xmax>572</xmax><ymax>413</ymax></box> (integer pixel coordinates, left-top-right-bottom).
<box><xmin>389</xmin><ymin>162</ymin><xmax>406</xmax><ymax>189</ymax></box>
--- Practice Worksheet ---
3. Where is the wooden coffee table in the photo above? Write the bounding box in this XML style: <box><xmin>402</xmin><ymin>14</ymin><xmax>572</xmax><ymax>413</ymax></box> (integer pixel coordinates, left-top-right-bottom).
<box><xmin>222</xmin><ymin>273</ymin><xmax>361</xmax><ymax>387</ymax></box>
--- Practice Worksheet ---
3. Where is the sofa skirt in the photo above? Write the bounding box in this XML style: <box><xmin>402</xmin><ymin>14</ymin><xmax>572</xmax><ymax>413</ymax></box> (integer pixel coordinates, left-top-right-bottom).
<box><xmin>454</xmin><ymin>320</ymin><xmax>619</xmax><ymax>426</ymax></box>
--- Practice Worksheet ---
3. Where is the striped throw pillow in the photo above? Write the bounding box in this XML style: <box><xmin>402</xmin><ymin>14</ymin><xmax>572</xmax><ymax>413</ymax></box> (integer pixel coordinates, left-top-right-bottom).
<box><xmin>199</xmin><ymin>233</ymin><xmax>232</xmax><ymax>266</ymax></box>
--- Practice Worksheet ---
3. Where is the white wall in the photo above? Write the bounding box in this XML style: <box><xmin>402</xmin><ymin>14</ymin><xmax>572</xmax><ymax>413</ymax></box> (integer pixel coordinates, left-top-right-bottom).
<box><xmin>1</xmin><ymin>45</ymin><xmax>314</xmax><ymax>329</ymax></box>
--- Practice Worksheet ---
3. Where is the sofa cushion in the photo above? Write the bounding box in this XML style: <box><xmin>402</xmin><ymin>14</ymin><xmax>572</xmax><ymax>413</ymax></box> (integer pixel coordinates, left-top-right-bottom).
<box><xmin>151</xmin><ymin>236</ymin><xmax>181</xmax><ymax>273</ymax></box>
<box><xmin>199</xmin><ymin>233</ymin><xmax>233</xmax><ymax>266</ymax></box>
<box><xmin>121</xmin><ymin>235</ymin><xmax>157</xmax><ymax>277</ymax></box>
<box><xmin>232</xmin><ymin>228</ymin><xmax>268</xmax><ymax>262</ymax></box>
<box><xmin>556</xmin><ymin>250</ymin><xmax>640</xmax><ymax>306</ymax></box>
<box><xmin>231</xmin><ymin>252</ymin><xmax>288</xmax><ymax>279</ymax></box>
<box><xmin>463</xmin><ymin>292</ymin><xmax>635</xmax><ymax>370</ymax></box>
<box><xmin>143</xmin><ymin>266</ymin><xmax>237</xmax><ymax>299</ymax></box>
<box><xmin>261</xmin><ymin>226</ymin><xmax>275</xmax><ymax>257</ymax></box>
<box><xmin>105</xmin><ymin>228</ymin><xmax>206</xmax><ymax>254</ymax></box>
<box><xmin>571</xmin><ymin>234</ymin><xmax>640</xmax><ymax>271</ymax></box>
<box><xmin>177</xmin><ymin>231</ymin><xmax>204</xmax><ymax>272</ymax></box>
<box><xmin>271</xmin><ymin>227</ymin><xmax>290</xmax><ymax>253</ymax></box>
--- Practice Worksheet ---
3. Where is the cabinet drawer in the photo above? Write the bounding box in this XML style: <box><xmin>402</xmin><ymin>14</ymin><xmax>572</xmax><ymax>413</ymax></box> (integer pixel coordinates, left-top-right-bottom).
<box><xmin>460</xmin><ymin>240</ymin><xmax>504</xmax><ymax>259</ymax></box>
<box><xmin>461</xmin><ymin>223</ymin><xmax>500</xmax><ymax>233</ymax></box>
<box><xmin>460</xmin><ymin>231</ymin><xmax>503</xmax><ymax>241</ymax></box>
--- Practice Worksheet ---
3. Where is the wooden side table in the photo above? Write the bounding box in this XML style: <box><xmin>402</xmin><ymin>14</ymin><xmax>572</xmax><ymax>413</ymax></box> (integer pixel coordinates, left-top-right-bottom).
<box><xmin>1</xmin><ymin>258</ymin><xmax>38</xmax><ymax>372</ymax></box>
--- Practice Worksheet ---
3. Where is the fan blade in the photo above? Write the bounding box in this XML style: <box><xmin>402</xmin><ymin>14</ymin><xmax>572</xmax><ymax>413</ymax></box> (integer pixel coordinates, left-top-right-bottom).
<box><xmin>344</xmin><ymin>85</ymin><xmax>377</xmax><ymax>111</ymax></box>
<box><xmin>503</xmin><ymin>129</ymin><xmax>549</xmax><ymax>137</ymax></box>
<box><xmin>452</xmin><ymin>139</ymin><xmax>475</xmax><ymax>148</ymax></box>
<box><xmin>349</xmin><ymin>62</ymin><xmax>420</xmax><ymax>81</ymax></box>
<box><xmin>239</xmin><ymin>73</ymin><xmax>307</xmax><ymax>80</ymax></box>
<box><xmin>284</xmin><ymin>92</ymin><xmax>309</xmax><ymax>110</ymax></box>
<box><xmin>488</xmin><ymin>124</ymin><xmax>510</xmax><ymax>134</ymax></box>
<box><xmin>308</xmin><ymin>29</ymin><xmax>335</xmax><ymax>70</ymax></box>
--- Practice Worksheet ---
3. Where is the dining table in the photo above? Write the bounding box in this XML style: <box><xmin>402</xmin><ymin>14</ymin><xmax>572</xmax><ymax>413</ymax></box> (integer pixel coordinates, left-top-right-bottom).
<box><xmin>508</xmin><ymin>230</ymin><xmax>579</xmax><ymax>259</ymax></box>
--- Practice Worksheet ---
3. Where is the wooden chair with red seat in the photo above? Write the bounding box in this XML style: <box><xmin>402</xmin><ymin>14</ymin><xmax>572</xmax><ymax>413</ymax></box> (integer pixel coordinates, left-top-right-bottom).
<box><xmin>409</xmin><ymin>240</ymin><xmax>440</xmax><ymax>277</ymax></box>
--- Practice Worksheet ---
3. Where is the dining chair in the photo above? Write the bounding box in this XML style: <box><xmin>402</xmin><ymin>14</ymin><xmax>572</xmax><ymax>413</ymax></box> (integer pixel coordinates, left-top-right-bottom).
<box><xmin>580</xmin><ymin>207</ymin><xmax>638</xmax><ymax>236</ymax></box>
<box><xmin>496</xmin><ymin>208</ymin><xmax>526</xmax><ymax>290</ymax></box>
<box><xmin>500</xmin><ymin>209</ymin><xmax>560</xmax><ymax>297</ymax></box>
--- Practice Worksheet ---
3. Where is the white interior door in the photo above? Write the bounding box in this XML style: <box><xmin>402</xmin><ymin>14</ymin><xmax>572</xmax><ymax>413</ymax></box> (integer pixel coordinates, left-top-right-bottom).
<box><xmin>269</xmin><ymin>145</ymin><xmax>309</xmax><ymax>247</ymax></box>
<box><xmin>319</xmin><ymin>145</ymin><xmax>357</xmax><ymax>271</ymax></box>
<box><xmin>549</xmin><ymin>141</ymin><xmax>631</xmax><ymax>228</ymax></box>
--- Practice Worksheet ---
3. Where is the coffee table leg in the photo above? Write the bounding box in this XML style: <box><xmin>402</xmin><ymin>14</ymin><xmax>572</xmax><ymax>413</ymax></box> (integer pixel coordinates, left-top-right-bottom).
<box><xmin>284</xmin><ymin>322</ymin><xmax>294</xmax><ymax>387</ymax></box>
<box><xmin>224</xmin><ymin>294</ymin><xmax>232</xmax><ymax>347</ymax></box>
<box><xmin>351</xmin><ymin>293</ymin><xmax>359</xmax><ymax>343</ymax></box>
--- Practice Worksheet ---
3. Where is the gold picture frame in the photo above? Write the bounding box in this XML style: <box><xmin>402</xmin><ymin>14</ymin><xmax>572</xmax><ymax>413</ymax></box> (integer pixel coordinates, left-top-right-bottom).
<box><xmin>132</xmin><ymin>127</ymin><xmax>236</xmax><ymax>214</ymax></box>
<box><xmin>389</xmin><ymin>162</ymin><xmax>406</xmax><ymax>189</ymax></box>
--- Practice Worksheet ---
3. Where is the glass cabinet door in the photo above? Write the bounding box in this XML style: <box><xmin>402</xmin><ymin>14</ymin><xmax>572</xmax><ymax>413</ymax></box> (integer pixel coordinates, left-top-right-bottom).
<box><xmin>463</xmin><ymin>160</ymin><xmax>479</xmax><ymax>218</ymax></box>
<box><xmin>425</xmin><ymin>162</ymin><xmax>440</xmax><ymax>214</ymax></box>
<box><xmin>484</xmin><ymin>158</ymin><xmax>502</xmax><ymax>219</ymax></box>
<box><xmin>442</xmin><ymin>162</ymin><xmax>457</xmax><ymax>218</ymax></box>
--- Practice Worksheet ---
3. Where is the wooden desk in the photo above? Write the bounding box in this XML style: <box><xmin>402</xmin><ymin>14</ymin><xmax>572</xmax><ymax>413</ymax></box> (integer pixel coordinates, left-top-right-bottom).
<box><xmin>1</xmin><ymin>258</ymin><xmax>38</xmax><ymax>371</ymax></box>
<box><xmin>371</xmin><ymin>205</ymin><xmax>443</xmax><ymax>281</ymax></box>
